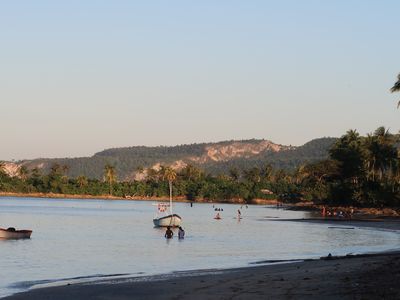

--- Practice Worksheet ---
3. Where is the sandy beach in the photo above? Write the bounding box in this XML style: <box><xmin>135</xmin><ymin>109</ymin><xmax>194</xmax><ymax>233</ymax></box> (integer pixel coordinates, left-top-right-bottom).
<box><xmin>4</xmin><ymin>218</ymin><xmax>400</xmax><ymax>300</ymax></box>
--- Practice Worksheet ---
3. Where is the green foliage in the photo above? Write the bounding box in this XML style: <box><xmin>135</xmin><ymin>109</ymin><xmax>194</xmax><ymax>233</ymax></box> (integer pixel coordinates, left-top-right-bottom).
<box><xmin>19</xmin><ymin>138</ymin><xmax>336</xmax><ymax>180</ymax></box>
<box><xmin>1</xmin><ymin>131</ymin><xmax>399</xmax><ymax>208</ymax></box>
<box><xmin>303</xmin><ymin>128</ymin><xmax>400</xmax><ymax>207</ymax></box>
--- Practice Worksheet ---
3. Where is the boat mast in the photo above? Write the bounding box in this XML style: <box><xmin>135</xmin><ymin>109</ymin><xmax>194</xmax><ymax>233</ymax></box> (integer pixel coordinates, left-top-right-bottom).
<box><xmin>169</xmin><ymin>180</ymin><xmax>173</xmax><ymax>215</ymax></box>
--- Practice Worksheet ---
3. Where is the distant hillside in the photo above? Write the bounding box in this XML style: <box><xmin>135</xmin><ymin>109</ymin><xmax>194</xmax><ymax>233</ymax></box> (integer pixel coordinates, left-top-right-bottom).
<box><xmin>9</xmin><ymin>138</ymin><xmax>337</xmax><ymax>180</ymax></box>
<box><xmin>201</xmin><ymin>137</ymin><xmax>337</xmax><ymax>173</ymax></box>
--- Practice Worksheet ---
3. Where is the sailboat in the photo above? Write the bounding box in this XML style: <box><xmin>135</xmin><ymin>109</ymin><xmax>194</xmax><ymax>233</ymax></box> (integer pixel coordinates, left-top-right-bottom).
<box><xmin>152</xmin><ymin>204</ymin><xmax>182</xmax><ymax>227</ymax></box>
<box><xmin>153</xmin><ymin>168</ymin><xmax>182</xmax><ymax>227</ymax></box>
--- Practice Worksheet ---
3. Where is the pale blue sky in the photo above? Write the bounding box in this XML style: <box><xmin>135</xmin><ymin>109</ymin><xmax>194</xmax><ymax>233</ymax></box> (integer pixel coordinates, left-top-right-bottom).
<box><xmin>1</xmin><ymin>1</ymin><xmax>399</xmax><ymax>160</ymax></box>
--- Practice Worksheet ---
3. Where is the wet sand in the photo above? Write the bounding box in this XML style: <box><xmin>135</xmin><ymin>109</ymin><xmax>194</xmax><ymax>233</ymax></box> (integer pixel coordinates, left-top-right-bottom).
<box><xmin>4</xmin><ymin>219</ymin><xmax>400</xmax><ymax>300</ymax></box>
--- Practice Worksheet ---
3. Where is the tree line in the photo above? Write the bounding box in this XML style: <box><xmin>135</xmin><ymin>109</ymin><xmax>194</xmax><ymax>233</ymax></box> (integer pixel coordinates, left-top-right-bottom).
<box><xmin>0</xmin><ymin>126</ymin><xmax>399</xmax><ymax>208</ymax></box>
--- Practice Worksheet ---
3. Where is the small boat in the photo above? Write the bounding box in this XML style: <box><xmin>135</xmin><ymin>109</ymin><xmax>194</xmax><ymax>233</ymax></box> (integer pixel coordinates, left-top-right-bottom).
<box><xmin>153</xmin><ymin>169</ymin><xmax>182</xmax><ymax>227</ymax></box>
<box><xmin>0</xmin><ymin>227</ymin><xmax>32</xmax><ymax>239</ymax></box>
<box><xmin>153</xmin><ymin>213</ymin><xmax>182</xmax><ymax>227</ymax></box>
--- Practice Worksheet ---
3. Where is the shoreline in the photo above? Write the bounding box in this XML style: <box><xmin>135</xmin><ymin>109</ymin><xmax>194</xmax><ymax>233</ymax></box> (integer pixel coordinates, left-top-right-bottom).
<box><xmin>1</xmin><ymin>192</ymin><xmax>399</xmax><ymax>218</ymax></box>
<box><xmin>3</xmin><ymin>218</ymin><xmax>400</xmax><ymax>300</ymax></box>
<box><xmin>0</xmin><ymin>192</ymin><xmax>277</xmax><ymax>205</ymax></box>
<box><xmin>5</xmin><ymin>251</ymin><xmax>400</xmax><ymax>300</ymax></box>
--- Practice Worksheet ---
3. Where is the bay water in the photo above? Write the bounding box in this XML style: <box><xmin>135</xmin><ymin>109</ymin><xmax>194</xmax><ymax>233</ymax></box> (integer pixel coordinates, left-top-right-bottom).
<box><xmin>0</xmin><ymin>197</ymin><xmax>399</xmax><ymax>298</ymax></box>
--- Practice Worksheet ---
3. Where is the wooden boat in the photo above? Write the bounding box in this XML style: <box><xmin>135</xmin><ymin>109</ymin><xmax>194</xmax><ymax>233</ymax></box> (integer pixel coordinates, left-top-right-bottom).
<box><xmin>0</xmin><ymin>227</ymin><xmax>32</xmax><ymax>239</ymax></box>
<box><xmin>153</xmin><ymin>213</ymin><xmax>182</xmax><ymax>227</ymax></box>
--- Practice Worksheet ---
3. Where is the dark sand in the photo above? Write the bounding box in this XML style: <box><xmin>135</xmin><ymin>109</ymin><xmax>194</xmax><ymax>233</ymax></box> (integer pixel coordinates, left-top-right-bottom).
<box><xmin>5</xmin><ymin>218</ymin><xmax>400</xmax><ymax>300</ymax></box>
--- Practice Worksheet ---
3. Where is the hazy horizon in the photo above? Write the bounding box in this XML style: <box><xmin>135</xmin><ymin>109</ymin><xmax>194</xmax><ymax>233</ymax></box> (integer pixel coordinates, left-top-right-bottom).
<box><xmin>1</xmin><ymin>1</ymin><xmax>399</xmax><ymax>161</ymax></box>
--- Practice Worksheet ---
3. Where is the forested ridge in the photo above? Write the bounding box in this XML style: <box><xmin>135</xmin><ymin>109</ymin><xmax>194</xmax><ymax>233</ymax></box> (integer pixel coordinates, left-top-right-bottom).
<box><xmin>16</xmin><ymin>138</ymin><xmax>336</xmax><ymax>180</ymax></box>
<box><xmin>1</xmin><ymin>130</ymin><xmax>399</xmax><ymax>208</ymax></box>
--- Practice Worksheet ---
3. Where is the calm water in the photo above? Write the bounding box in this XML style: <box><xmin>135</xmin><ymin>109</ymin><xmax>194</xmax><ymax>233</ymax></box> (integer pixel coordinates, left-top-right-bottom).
<box><xmin>0</xmin><ymin>197</ymin><xmax>399</xmax><ymax>298</ymax></box>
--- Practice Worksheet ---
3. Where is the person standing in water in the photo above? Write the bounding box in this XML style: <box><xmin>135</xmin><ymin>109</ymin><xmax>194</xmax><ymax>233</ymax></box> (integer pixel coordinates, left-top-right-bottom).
<box><xmin>165</xmin><ymin>226</ymin><xmax>173</xmax><ymax>239</ymax></box>
<box><xmin>178</xmin><ymin>226</ymin><xmax>185</xmax><ymax>239</ymax></box>
<box><xmin>237</xmin><ymin>209</ymin><xmax>241</xmax><ymax>218</ymax></box>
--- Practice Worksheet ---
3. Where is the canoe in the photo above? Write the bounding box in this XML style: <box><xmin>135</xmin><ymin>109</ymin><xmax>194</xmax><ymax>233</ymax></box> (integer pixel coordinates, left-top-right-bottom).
<box><xmin>0</xmin><ymin>227</ymin><xmax>32</xmax><ymax>239</ymax></box>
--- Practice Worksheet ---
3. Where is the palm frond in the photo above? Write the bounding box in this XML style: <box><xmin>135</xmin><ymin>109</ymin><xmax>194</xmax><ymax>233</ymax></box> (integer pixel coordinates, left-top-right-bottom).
<box><xmin>391</xmin><ymin>73</ymin><xmax>400</xmax><ymax>93</ymax></box>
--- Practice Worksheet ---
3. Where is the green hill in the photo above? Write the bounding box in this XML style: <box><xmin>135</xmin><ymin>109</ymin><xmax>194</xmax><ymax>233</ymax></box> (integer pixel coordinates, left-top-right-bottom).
<box><xmin>19</xmin><ymin>137</ymin><xmax>337</xmax><ymax>180</ymax></box>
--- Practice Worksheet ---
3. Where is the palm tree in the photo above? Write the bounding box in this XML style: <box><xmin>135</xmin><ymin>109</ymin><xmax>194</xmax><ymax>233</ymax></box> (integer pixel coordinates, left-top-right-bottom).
<box><xmin>392</xmin><ymin>155</ymin><xmax>400</xmax><ymax>191</ymax></box>
<box><xmin>104</xmin><ymin>164</ymin><xmax>116</xmax><ymax>195</ymax></box>
<box><xmin>181</xmin><ymin>164</ymin><xmax>202</xmax><ymax>181</ymax></box>
<box><xmin>391</xmin><ymin>73</ymin><xmax>400</xmax><ymax>92</ymax></box>
<box><xmin>30</xmin><ymin>167</ymin><xmax>41</xmax><ymax>178</ymax></box>
<box><xmin>390</xmin><ymin>73</ymin><xmax>400</xmax><ymax>107</ymax></box>
<box><xmin>330</xmin><ymin>129</ymin><xmax>364</xmax><ymax>184</ymax></box>
<box><xmin>50</xmin><ymin>163</ymin><xmax>62</xmax><ymax>176</ymax></box>
<box><xmin>294</xmin><ymin>164</ymin><xmax>308</xmax><ymax>184</ymax></box>
<box><xmin>243</xmin><ymin>167</ymin><xmax>261</xmax><ymax>184</ymax></box>
<box><xmin>364</xmin><ymin>134</ymin><xmax>378</xmax><ymax>181</ymax></box>
<box><xmin>345</xmin><ymin>129</ymin><xmax>360</xmax><ymax>142</ymax></box>
<box><xmin>77</xmin><ymin>175</ymin><xmax>88</xmax><ymax>189</ymax></box>
<box><xmin>162</xmin><ymin>166</ymin><xmax>177</xmax><ymax>202</ymax></box>
<box><xmin>229</xmin><ymin>167</ymin><xmax>240</xmax><ymax>182</ymax></box>
<box><xmin>262</xmin><ymin>164</ymin><xmax>273</xmax><ymax>182</ymax></box>
<box><xmin>364</xmin><ymin>127</ymin><xmax>397</xmax><ymax>182</ymax></box>
<box><xmin>146</xmin><ymin>168</ymin><xmax>159</xmax><ymax>182</ymax></box>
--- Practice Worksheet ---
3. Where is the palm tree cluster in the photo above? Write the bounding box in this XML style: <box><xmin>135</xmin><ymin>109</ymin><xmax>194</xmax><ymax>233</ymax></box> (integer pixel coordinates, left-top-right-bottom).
<box><xmin>297</xmin><ymin>127</ymin><xmax>400</xmax><ymax>206</ymax></box>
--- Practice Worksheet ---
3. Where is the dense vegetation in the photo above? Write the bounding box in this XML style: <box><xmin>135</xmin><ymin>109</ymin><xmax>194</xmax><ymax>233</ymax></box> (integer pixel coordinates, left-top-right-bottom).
<box><xmin>0</xmin><ymin>128</ymin><xmax>398</xmax><ymax>208</ymax></box>
<box><xmin>20</xmin><ymin>138</ymin><xmax>336</xmax><ymax>180</ymax></box>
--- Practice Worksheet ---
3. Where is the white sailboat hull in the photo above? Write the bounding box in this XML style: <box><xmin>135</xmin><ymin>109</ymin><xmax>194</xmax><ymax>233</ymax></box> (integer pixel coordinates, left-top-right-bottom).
<box><xmin>153</xmin><ymin>214</ymin><xmax>182</xmax><ymax>227</ymax></box>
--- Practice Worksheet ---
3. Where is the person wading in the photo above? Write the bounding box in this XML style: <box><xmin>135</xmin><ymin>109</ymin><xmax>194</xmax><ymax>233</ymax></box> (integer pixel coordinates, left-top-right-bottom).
<box><xmin>178</xmin><ymin>226</ymin><xmax>185</xmax><ymax>239</ymax></box>
<box><xmin>165</xmin><ymin>226</ymin><xmax>173</xmax><ymax>239</ymax></box>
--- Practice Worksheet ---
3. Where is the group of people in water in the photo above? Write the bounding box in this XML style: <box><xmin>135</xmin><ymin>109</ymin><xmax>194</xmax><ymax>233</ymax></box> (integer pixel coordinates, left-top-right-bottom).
<box><xmin>214</xmin><ymin>206</ymin><xmax>246</xmax><ymax>220</ymax></box>
<box><xmin>164</xmin><ymin>226</ymin><xmax>185</xmax><ymax>239</ymax></box>
<box><xmin>165</xmin><ymin>205</ymin><xmax>247</xmax><ymax>238</ymax></box>
<box><xmin>321</xmin><ymin>206</ymin><xmax>354</xmax><ymax>219</ymax></box>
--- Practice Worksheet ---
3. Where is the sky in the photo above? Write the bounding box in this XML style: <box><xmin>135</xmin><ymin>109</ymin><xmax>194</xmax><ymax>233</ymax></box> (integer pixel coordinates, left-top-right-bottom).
<box><xmin>1</xmin><ymin>0</ymin><xmax>399</xmax><ymax>161</ymax></box>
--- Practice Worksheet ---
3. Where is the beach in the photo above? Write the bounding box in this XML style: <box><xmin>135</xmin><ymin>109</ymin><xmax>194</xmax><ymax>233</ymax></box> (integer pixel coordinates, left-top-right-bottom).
<box><xmin>4</xmin><ymin>252</ymin><xmax>400</xmax><ymax>300</ymax></box>
<box><xmin>4</xmin><ymin>218</ymin><xmax>400</xmax><ymax>300</ymax></box>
